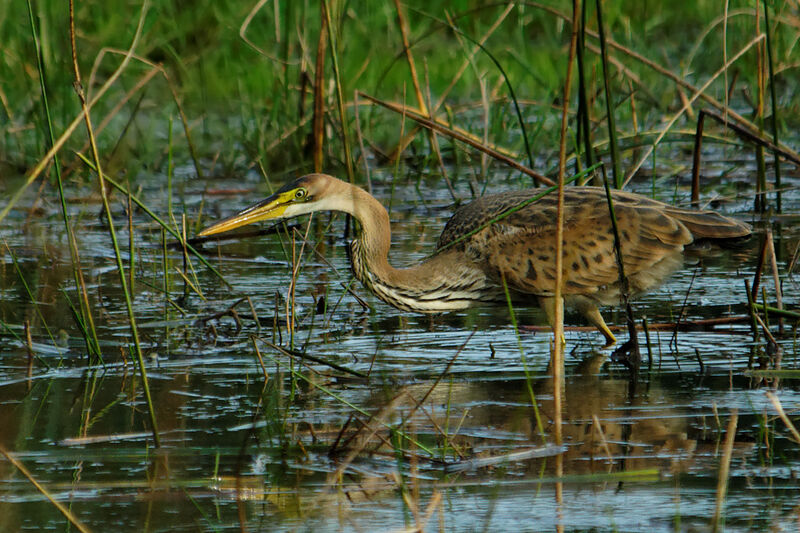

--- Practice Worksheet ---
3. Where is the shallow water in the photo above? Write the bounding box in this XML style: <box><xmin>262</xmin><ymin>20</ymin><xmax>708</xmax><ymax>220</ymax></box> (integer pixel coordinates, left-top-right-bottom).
<box><xmin>1</xmin><ymin>162</ymin><xmax>799</xmax><ymax>532</ymax></box>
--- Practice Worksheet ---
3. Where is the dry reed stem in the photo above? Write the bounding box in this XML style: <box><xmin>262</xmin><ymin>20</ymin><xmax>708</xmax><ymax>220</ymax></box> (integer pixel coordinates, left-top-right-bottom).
<box><xmin>353</xmin><ymin>92</ymin><xmax>372</xmax><ymax>190</ymax></box>
<box><xmin>766</xmin><ymin>391</ymin><xmax>800</xmax><ymax>444</ymax></box>
<box><xmin>787</xmin><ymin>241</ymin><xmax>800</xmax><ymax>277</ymax></box>
<box><xmin>250</xmin><ymin>336</ymin><xmax>269</xmax><ymax>381</ymax></box>
<box><xmin>393</xmin><ymin>0</ymin><xmax>427</xmax><ymax>115</ymax></box>
<box><xmin>69</xmin><ymin>0</ymin><xmax>159</xmax><ymax>447</ymax></box>
<box><xmin>551</xmin><ymin>1</ymin><xmax>580</xmax><ymax>522</ymax></box>
<box><xmin>751</xmin><ymin>233</ymin><xmax>770</xmax><ymax>302</ymax></box>
<box><xmin>766</xmin><ymin>229</ymin><xmax>784</xmax><ymax>332</ymax></box>
<box><xmin>754</xmin><ymin>3</ymin><xmax>767</xmax><ymax>213</ymax></box>
<box><xmin>359</xmin><ymin>92</ymin><xmax>554</xmax><ymax>185</ymax></box>
<box><xmin>389</xmin><ymin>4</ymin><xmax>513</xmax><ymax>161</ymax></box>
<box><xmin>420</xmin><ymin>491</ymin><xmax>443</xmax><ymax>531</ymax></box>
<box><xmin>172</xmin><ymin>266</ymin><xmax>205</xmax><ymax>300</ymax></box>
<box><xmin>695</xmin><ymin>109</ymin><xmax>800</xmax><ymax>167</ymax></box>
<box><xmin>723</xmin><ymin>2</ymin><xmax>731</xmax><ymax>126</ymax></box>
<box><xmin>239</xmin><ymin>0</ymin><xmax>295</xmax><ymax>64</ymax></box>
<box><xmin>393</xmin><ymin>0</ymin><xmax>454</xmax><ymax>198</ymax></box>
<box><xmin>0</xmin><ymin>85</ymin><xmax>12</xmax><ymax>121</ymax></box>
<box><xmin>580</xmin><ymin>17</ymin><xmax>800</xmax><ymax>162</ymax></box>
<box><xmin>321</xmin><ymin>0</ymin><xmax>356</xmax><ymax>183</ymax></box>
<box><xmin>0</xmin><ymin>446</ymin><xmax>92</xmax><ymax>533</ymax></box>
<box><xmin>753</xmin><ymin>313</ymin><xmax>778</xmax><ymax>347</ymax></box>
<box><xmin>476</xmin><ymin>77</ymin><xmax>490</xmax><ymax>185</ymax></box>
<box><xmin>591</xmin><ymin>414</ymin><xmax>613</xmax><ymax>463</ymax></box>
<box><xmin>624</xmin><ymin>33</ymin><xmax>766</xmax><ymax>186</ymax></box>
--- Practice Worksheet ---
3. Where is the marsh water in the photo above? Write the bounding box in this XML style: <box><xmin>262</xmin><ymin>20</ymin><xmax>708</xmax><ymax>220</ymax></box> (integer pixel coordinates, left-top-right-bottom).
<box><xmin>1</xmin><ymin>159</ymin><xmax>799</xmax><ymax>532</ymax></box>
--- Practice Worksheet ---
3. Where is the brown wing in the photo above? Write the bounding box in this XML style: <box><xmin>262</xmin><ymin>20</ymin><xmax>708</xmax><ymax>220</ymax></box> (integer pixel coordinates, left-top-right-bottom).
<box><xmin>437</xmin><ymin>188</ymin><xmax>559</xmax><ymax>250</ymax></box>
<box><xmin>456</xmin><ymin>189</ymin><xmax>693</xmax><ymax>299</ymax></box>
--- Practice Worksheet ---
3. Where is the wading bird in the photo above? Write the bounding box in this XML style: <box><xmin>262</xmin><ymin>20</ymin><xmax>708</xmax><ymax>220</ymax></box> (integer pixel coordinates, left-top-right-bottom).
<box><xmin>199</xmin><ymin>173</ymin><xmax>750</xmax><ymax>345</ymax></box>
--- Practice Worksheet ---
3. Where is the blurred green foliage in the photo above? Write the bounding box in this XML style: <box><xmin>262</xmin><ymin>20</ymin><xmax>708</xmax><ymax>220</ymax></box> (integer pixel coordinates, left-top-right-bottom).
<box><xmin>1</xmin><ymin>0</ymin><xmax>798</xmax><ymax>178</ymax></box>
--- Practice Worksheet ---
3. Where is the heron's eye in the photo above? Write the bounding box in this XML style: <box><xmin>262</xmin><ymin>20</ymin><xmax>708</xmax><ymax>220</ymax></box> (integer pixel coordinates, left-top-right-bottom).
<box><xmin>294</xmin><ymin>188</ymin><xmax>307</xmax><ymax>200</ymax></box>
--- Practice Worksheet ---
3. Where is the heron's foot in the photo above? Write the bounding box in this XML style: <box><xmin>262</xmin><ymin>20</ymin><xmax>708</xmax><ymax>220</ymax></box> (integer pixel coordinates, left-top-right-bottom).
<box><xmin>610</xmin><ymin>338</ymin><xmax>641</xmax><ymax>371</ymax></box>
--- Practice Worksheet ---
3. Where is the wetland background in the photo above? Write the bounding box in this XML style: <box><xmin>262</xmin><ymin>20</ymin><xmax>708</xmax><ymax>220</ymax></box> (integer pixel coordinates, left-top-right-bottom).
<box><xmin>2</xmin><ymin>0</ymin><xmax>800</xmax><ymax>531</ymax></box>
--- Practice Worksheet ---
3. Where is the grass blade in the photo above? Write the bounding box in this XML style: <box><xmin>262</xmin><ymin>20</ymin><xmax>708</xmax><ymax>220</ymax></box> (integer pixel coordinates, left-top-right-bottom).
<box><xmin>68</xmin><ymin>0</ymin><xmax>159</xmax><ymax>447</ymax></box>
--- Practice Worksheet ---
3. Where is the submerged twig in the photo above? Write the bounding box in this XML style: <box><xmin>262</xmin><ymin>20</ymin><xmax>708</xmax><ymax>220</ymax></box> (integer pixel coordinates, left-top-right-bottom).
<box><xmin>444</xmin><ymin>445</ymin><xmax>565</xmax><ymax>473</ymax></box>
<box><xmin>261</xmin><ymin>340</ymin><xmax>367</xmax><ymax>378</ymax></box>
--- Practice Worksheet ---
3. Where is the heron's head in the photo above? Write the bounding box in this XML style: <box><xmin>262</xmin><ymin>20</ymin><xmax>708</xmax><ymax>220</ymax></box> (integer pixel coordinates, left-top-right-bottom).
<box><xmin>198</xmin><ymin>173</ymin><xmax>347</xmax><ymax>237</ymax></box>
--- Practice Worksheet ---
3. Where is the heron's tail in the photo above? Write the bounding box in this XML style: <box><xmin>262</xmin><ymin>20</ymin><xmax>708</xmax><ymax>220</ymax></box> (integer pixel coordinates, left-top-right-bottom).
<box><xmin>665</xmin><ymin>207</ymin><xmax>751</xmax><ymax>241</ymax></box>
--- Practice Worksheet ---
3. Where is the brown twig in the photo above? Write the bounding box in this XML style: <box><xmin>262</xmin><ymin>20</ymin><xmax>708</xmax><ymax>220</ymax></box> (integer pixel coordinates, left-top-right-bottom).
<box><xmin>358</xmin><ymin>91</ymin><xmax>554</xmax><ymax>186</ymax></box>
<box><xmin>261</xmin><ymin>339</ymin><xmax>367</xmax><ymax>378</ymax></box>
<box><xmin>766</xmin><ymin>229</ymin><xmax>784</xmax><ymax>333</ymax></box>
<box><xmin>522</xmin><ymin>315</ymin><xmax>753</xmax><ymax>335</ymax></box>
<box><xmin>624</xmin><ymin>34</ymin><xmax>767</xmax><ymax>186</ymax></box>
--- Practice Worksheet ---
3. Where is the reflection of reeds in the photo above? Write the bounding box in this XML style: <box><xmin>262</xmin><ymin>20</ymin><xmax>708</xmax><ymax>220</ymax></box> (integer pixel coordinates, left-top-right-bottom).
<box><xmin>711</xmin><ymin>409</ymin><xmax>738</xmax><ymax>533</ymax></box>
<box><xmin>5</xmin><ymin>244</ymin><xmax>58</xmax><ymax>365</ymax></box>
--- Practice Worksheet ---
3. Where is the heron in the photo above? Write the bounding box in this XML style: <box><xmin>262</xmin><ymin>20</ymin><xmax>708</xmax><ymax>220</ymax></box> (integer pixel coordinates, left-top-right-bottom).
<box><xmin>198</xmin><ymin>173</ymin><xmax>751</xmax><ymax>345</ymax></box>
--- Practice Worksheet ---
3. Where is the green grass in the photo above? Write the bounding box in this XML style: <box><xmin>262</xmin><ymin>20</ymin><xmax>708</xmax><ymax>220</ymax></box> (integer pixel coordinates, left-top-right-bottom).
<box><xmin>3</xmin><ymin>0</ymin><xmax>799</xmax><ymax>183</ymax></box>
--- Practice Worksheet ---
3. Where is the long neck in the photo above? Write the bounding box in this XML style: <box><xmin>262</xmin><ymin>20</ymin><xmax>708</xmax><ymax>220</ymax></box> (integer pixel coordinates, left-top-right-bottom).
<box><xmin>345</xmin><ymin>185</ymin><xmax>393</xmax><ymax>283</ymax></box>
<box><xmin>340</xmin><ymin>184</ymin><xmax>495</xmax><ymax>313</ymax></box>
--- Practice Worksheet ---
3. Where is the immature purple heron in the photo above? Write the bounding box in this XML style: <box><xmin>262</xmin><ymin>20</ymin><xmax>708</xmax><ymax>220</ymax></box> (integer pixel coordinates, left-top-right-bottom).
<box><xmin>199</xmin><ymin>173</ymin><xmax>750</xmax><ymax>345</ymax></box>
